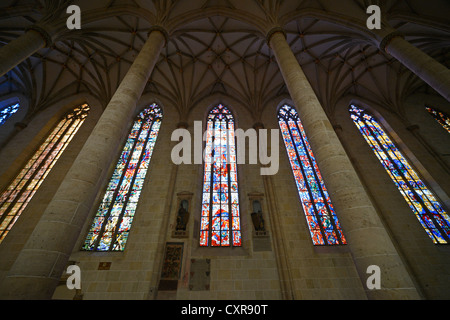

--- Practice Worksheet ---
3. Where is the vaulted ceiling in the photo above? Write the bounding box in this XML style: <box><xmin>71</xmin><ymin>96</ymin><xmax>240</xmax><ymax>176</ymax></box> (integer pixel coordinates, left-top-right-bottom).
<box><xmin>0</xmin><ymin>0</ymin><xmax>449</xmax><ymax>124</ymax></box>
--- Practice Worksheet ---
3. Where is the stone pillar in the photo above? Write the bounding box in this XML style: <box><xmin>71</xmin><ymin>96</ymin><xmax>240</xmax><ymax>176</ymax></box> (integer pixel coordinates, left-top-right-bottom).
<box><xmin>0</xmin><ymin>25</ymin><xmax>53</xmax><ymax>78</ymax></box>
<box><xmin>268</xmin><ymin>28</ymin><xmax>421</xmax><ymax>299</ymax></box>
<box><xmin>0</xmin><ymin>28</ymin><xmax>167</xmax><ymax>300</ymax></box>
<box><xmin>262</xmin><ymin>174</ymin><xmax>295</xmax><ymax>300</ymax></box>
<box><xmin>379</xmin><ymin>31</ymin><xmax>450</xmax><ymax>102</ymax></box>
<box><xmin>254</xmin><ymin>121</ymin><xmax>295</xmax><ymax>299</ymax></box>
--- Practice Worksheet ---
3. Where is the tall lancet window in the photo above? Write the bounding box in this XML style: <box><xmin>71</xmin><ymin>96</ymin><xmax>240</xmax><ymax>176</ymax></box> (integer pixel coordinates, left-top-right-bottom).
<box><xmin>83</xmin><ymin>104</ymin><xmax>163</xmax><ymax>252</ymax></box>
<box><xmin>350</xmin><ymin>105</ymin><xmax>450</xmax><ymax>244</ymax></box>
<box><xmin>0</xmin><ymin>104</ymin><xmax>90</xmax><ymax>243</ymax></box>
<box><xmin>200</xmin><ymin>104</ymin><xmax>242</xmax><ymax>247</ymax></box>
<box><xmin>426</xmin><ymin>107</ymin><xmax>450</xmax><ymax>133</ymax></box>
<box><xmin>278</xmin><ymin>105</ymin><xmax>347</xmax><ymax>246</ymax></box>
<box><xmin>0</xmin><ymin>102</ymin><xmax>20</xmax><ymax>125</ymax></box>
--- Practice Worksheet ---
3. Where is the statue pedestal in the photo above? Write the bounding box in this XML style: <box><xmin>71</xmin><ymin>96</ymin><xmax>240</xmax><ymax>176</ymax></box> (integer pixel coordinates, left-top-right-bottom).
<box><xmin>172</xmin><ymin>230</ymin><xmax>188</xmax><ymax>238</ymax></box>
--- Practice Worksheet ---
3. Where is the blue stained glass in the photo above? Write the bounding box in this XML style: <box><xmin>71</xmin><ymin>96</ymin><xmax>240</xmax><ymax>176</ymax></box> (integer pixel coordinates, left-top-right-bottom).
<box><xmin>278</xmin><ymin>105</ymin><xmax>347</xmax><ymax>246</ymax></box>
<box><xmin>200</xmin><ymin>104</ymin><xmax>242</xmax><ymax>247</ymax></box>
<box><xmin>0</xmin><ymin>103</ymin><xmax>19</xmax><ymax>125</ymax></box>
<box><xmin>83</xmin><ymin>104</ymin><xmax>163</xmax><ymax>251</ymax></box>
<box><xmin>350</xmin><ymin>104</ymin><xmax>450</xmax><ymax>244</ymax></box>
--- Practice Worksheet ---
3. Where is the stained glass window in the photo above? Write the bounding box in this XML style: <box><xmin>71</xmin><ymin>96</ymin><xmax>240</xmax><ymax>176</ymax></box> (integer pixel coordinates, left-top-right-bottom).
<box><xmin>0</xmin><ymin>103</ymin><xmax>19</xmax><ymax>125</ymax></box>
<box><xmin>0</xmin><ymin>104</ymin><xmax>90</xmax><ymax>243</ymax></box>
<box><xmin>278</xmin><ymin>105</ymin><xmax>347</xmax><ymax>246</ymax></box>
<box><xmin>350</xmin><ymin>105</ymin><xmax>450</xmax><ymax>244</ymax></box>
<box><xmin>426</xmin><ymin>106</ymin><xmax>450</xmax><ymax>133</ymax></box>
<box><xmin>83</xmin><ymin>104</ymin><xmax>163</xmax><ymax>252</ymax></box>
<box><xmin>200</xmin><ymin>104</ymin><xmax>242</xmax><ymax>247</ymax></box>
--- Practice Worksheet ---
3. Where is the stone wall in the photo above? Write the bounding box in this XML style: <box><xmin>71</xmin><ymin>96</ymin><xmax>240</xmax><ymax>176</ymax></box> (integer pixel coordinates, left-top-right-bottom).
<box><xmin>334</xmin><ymin>93</ymin><xmax>450</xmax><ymax>299</ymax></box>
<box><xmin>0</xmin><ymin>95</ymin><xmax>103</xmax><ymax>287</ymax></box>
<box><xmin>0</xmin><ymin>91</ymin><xmax>449</xmax><ymax>300</ymax></box>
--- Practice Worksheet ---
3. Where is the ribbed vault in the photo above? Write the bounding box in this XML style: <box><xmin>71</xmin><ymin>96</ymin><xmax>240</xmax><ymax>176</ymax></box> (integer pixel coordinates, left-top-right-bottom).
<box><xmin>0</xmin><ymin>0</ymin><xmax>448</xmax><ymax>124</ymax></box>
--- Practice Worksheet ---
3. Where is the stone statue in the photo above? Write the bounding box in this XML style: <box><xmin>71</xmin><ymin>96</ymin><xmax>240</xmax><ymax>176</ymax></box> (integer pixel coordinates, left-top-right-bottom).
<box><xmin>251</xmin><ymin>200</ymin><xmax>265</xmax><ymax>232</ymax></box>
<box><xmin>176</xmin><ymin>200</ymin><xmax>190</xmax><ymax>231</ymax></box>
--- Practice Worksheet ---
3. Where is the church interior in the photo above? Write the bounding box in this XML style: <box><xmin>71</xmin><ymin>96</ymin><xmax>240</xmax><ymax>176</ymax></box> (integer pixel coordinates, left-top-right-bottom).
<box><xmin>0</xmin><ymin>0</ymin><xmax>449</xmax><ymax>300</ymax></box>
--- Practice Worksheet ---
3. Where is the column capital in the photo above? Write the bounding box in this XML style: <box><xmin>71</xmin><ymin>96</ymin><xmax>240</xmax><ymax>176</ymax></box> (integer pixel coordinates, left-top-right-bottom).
<box><xmin>406</xmin><ymin>124</ymin><xmax>420</xmax><ymax>132</ymax></box>
<box><xmin>379</xmin><ymin>30</ymin><xmax>405</xmax><ymax>53</ymax></box>
<box><xmin>253</xmin><ymin>122</ymin><xmax>265</xmax><ymax>130</ymax></box>
<box><xmin>148</xmin><ymin>25</ymin><xmax>170</xmax><ymax>47</ymax></box>
<box><xmin>266</xmin><ymin>27</ymin><xmax>286</xmax><ymax>46</ymax></box>
<box><xmin>176</xmin><ymin>121</ymin><xmax>189</xmax><ymax>129</ymax></box>
<box><xmin>25</xmin><ymin>24</ymin><xmax>53</xmax><ymax>47</ymax></box>
<box><xmin>333</xmin><ymin>124</ymin><xmax>343</xmax><ymax>133</ymax></box>
<box><xmin>14</xmin><ymin>122</ymin><xmax>28</xmax><ymax>130</ymax></box>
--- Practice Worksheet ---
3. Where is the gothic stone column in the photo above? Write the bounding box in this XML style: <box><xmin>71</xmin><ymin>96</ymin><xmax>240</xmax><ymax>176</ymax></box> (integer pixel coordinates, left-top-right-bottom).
<box><xmin>0</xmin><ymin>25</ymin><xmax>53</xmax><ymax>78</ymax></box>
<box><xmin>379</xmin><ymin>31</ymin><xmax>450</xmax><ymax>102</ymax></box>
<box><xmin>0</xmin><ymin>28</ymin><xmax>167</xmax><ymax>300</ymax></box>
<box><xmin>268</xmin><ymin>28</ymin><xmax>421</xmax><ymax>300</ymax></box>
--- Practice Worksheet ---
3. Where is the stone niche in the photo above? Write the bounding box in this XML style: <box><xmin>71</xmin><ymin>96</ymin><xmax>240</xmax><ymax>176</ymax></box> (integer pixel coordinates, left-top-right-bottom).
<box><xmin>248</xmin><ymin>192</ymin><xmax>272</xmax><ymax>252</ymax></box>
<box><xmin>172</xmin><ymin>191</ymin><xmax>193</xmax><ymax>238</ymax></box>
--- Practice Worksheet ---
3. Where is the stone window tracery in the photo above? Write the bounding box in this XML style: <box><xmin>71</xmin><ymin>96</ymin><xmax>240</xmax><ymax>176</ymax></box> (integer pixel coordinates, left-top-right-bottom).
<box><xmin>350</xmin><ymin>105</ymin><xmax>450</xmax><ymax>244</ymax></box>
<box><xmin>83</xmin><ymin>104</ymin><xmax>162</xmax><ymax>251</ymax></box>
<box><xmin>278</xmin><ymin>104</ymin><xmax>347</xmax><ymax>246</ymax></box>
<box><xmin>200</xmin><ymin>104</ymin><xmax>242</xmax><ymax>247</ymax></box>
<box><xmin>0</xmin><ymin>104</ymin><xmax>90</xmax><ymax>243</ymax></box>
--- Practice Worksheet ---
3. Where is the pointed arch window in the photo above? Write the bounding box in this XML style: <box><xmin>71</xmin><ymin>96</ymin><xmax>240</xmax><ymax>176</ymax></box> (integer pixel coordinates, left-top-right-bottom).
<box><xmin>200</xmin><ymin>104</ymin><xmax>242</xmax><ymax>247</ymax></box>
<box><xmin>0</xmin><ymin>104</ymin><xmax>90</xmax><ymax>243</ymax></box>
<box><xmin>278</xmin><ymin>105</ymin><xmax>347</xmax><ymax>246</ymax></box>
<box><xmin>83</xmin><ymin>104</ymin><xmax>163</xmax><ymax>252</ymax></box>
<box><xmin>426</xmin><ymin>106</ymin><xmax>450</xmax><ymax>133</ymax></box>
<box><xmin>350</xmin><ymin>105</ymin><xmax>450</xmax><ymax>244</ymax></box>
<box><xmin>0</xmin><ymin>102</ymin><xmax>19</xmax><ymax>126</ymax></box>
